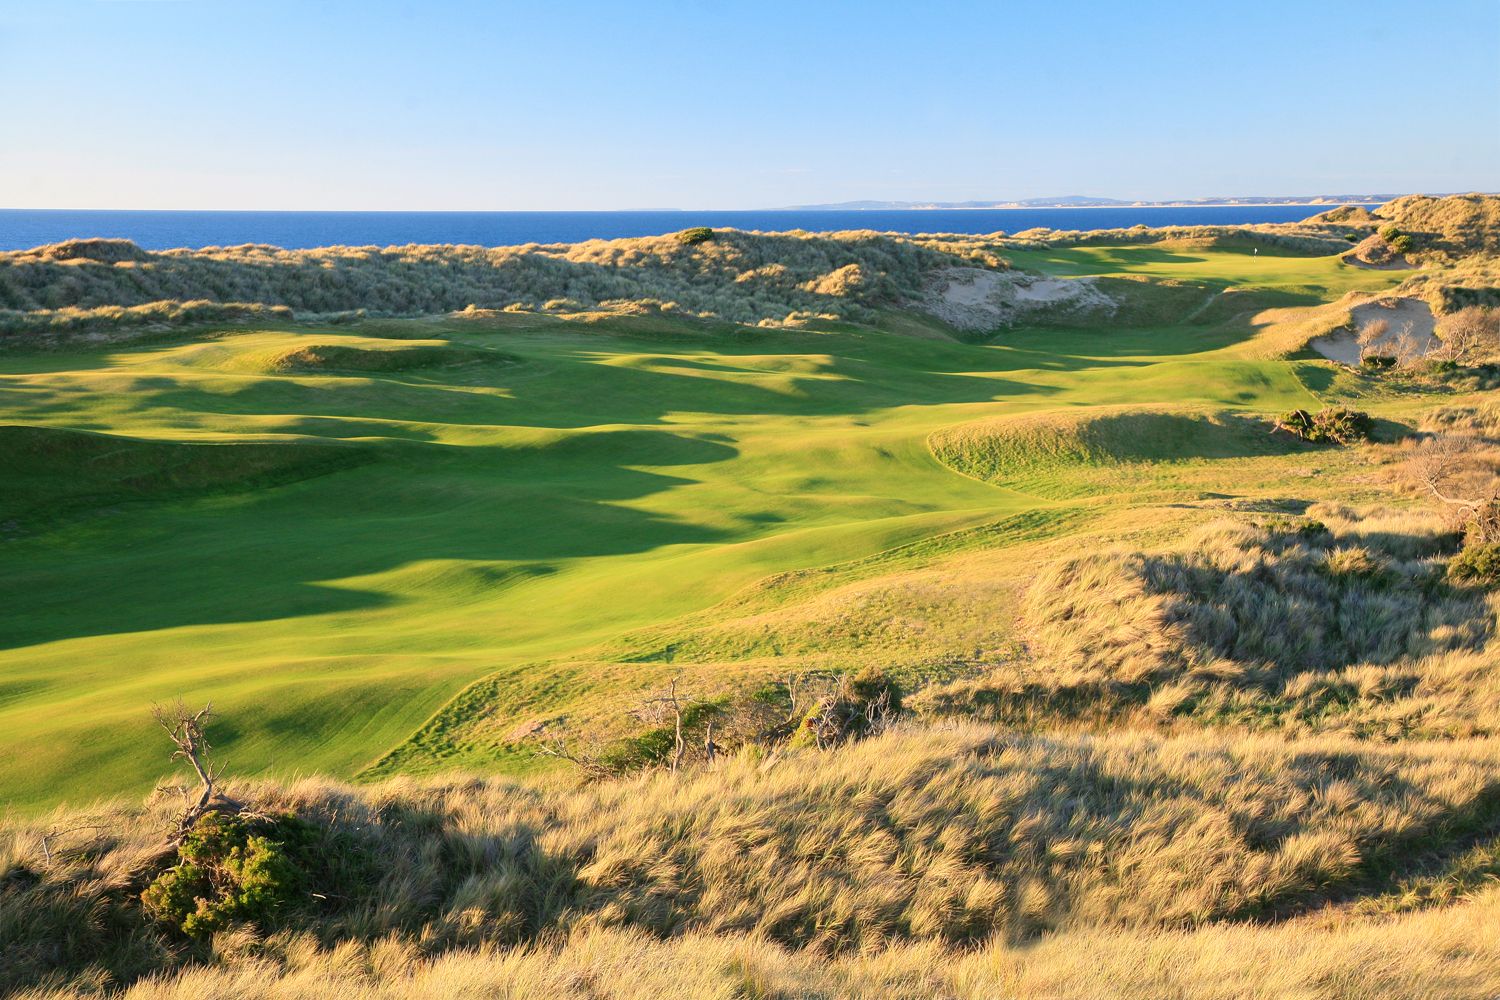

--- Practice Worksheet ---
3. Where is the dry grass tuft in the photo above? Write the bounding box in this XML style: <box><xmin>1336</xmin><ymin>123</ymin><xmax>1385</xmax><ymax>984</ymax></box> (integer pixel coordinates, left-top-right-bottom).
<box><xmin>6</xmin><ymin>724</ymin><xmax>1500</xmax><ymax>996</ymax></box>
<box><xmin>918</xmin><ymin>506</ymin><xmax>1498</xmax><ymax>737</ymax></box>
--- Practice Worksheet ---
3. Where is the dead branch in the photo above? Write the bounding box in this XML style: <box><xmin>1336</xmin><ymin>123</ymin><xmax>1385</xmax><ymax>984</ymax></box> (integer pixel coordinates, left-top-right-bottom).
<box><xmin>704</xmin><ymin>721</ymin><xmax>721</xmax><ymax>769</ymax></box>
<box><xmin>535</xmin><ymin>738</ymin><xmax>617</xmax><ymax>781</ymax></box>
<box><xmin>639</xmin><ymin>675</ymin><xmax>691</xmax><ymax>774</ymax></box>
<box><xmin>1407</xmin><ymin>435</ymin><xmax>1492</xmax><ymax>510</ymax></box>
<box><xmin>152</xmin><ymin>699</ymin><xmax>241</xmax><ymax>841</ymax></box>
<box><xmin>38</xmin><ymin>822</ymin><xmax>114</xmax><ymax>865</ymax></box>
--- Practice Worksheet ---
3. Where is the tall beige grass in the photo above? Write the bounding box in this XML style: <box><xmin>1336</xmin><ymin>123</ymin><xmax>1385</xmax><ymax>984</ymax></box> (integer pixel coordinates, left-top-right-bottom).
<box><xmin>20</xmin><ymin>891</ymin><xmax>1499</xmax><ymax>1000</ymax></box>
<box><xmin>917</xmin><ymin>505</ymin><xmax>1499</xmax><ymax>737</ymax></box>
<box><xmin>6</xmin><ymin>723</ymin><xmax>1500</xmax><ymax>995</ymax></box>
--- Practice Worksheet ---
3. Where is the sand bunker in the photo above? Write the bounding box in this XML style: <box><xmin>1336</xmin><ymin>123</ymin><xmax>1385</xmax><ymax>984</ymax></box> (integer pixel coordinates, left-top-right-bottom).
<box><xmin>920</xmin><ymin>267</ymin><xmax>1115</xmax><ymax>330</ymax></box>
<box><xmin>1310</xmin><ymin>297</ymin><xmax>1438</xmax><ymax>365</ymax></box>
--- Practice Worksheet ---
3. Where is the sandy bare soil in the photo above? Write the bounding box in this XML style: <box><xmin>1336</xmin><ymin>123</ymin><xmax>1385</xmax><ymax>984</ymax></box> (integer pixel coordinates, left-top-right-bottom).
<box><xmin>1311</xmin><ymin>296</ymin><xmax>1438</xmax><ymax>365</ymax></box>
<box><xmin>920</xmin><ymin>266</ymin><xmax>1113</xmax><ymax>330</ymax></box>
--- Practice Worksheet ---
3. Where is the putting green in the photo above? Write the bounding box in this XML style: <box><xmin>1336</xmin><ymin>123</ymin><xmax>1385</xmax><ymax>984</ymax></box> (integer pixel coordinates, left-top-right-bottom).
<box><xmin>0</xmin><ymin>250</ymin><xmax>1412</xmax><ymax>809</ymax></box>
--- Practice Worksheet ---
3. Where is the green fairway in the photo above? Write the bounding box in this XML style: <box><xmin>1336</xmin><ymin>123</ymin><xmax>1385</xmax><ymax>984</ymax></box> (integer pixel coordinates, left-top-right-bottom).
<box><xmin>0</xmin><ymin>250</ymin><xmax>1417</xmax><ymax>809</ymax></box>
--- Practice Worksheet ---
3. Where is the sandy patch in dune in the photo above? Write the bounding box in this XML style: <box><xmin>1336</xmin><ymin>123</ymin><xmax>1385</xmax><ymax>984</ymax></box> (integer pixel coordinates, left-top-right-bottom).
<box><xmin>919</xmin><ymin>267</ymin><xmax>1114</xmax><ymax>331</ymax></box>
<box><xmin>1311</xmin><ymin>296</ymin><xmax>1438</xmax><ymax>365</ymax></box>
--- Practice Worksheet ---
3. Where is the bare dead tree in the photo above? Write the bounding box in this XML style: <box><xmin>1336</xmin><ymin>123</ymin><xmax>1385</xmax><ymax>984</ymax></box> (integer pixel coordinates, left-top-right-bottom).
<box><xmin>639</xmin><ymin>676</ymin><xmax>687</xmax><ymax>773</ymax></box>
<box><xmin>1409</xmin><ymin>435</ymin><xmax>1490</xmax><ymax>506</ymax></box>
<box><xmin>1406</xmin><ymin>434</ymin><xmax>1500</xmax><ymax>541</ymax></box>
<box><xmin>704</xmin><ymin>721</ymin><xmax>721</xmax><ymax>769</ymax></box>
<box><xmin>535</xmin><ymin>737</ymin><xmax>618</xmax><ymax>781</ymax></box>
<box><xmin>1435</xmin><ymin>306</ymin><xmax>1500</xmax><ymax>364</ymax></box>
<box><xmin>153</xmin><ymin>700</ymin><xmax>240</xmax><ymax>841</ymax></box>
<box><xmin>863</xmin><ymin>689</ymin><xmax>898</xmax><ymax>739</ymax></box>
<box><xmin>1390</xmin><ymin>321</ymin><xmax>1428</xmax><ymax>368</ymax></box>
<box><xmin>1357</xmin><ymin>317</ymin><xmax>1390</xmax><ymax>361</ymax></box>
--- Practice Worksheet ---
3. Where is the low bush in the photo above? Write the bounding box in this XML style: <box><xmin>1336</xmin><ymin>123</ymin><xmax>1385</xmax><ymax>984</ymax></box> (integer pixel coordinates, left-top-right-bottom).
<box><xmin>1276</xmin><ymin>406</ymin><xmax>1373</xmax><ymax>444</ymax></box>
<box><xmin>1449</xmin><ymin>542</ymin><xmax>1500</xmax><ymax>587</ymax></box>
<box><xmin>141</xmin><ymin>811</ymin><xmax>369</xmax><ymax>938</ymax></box>
<box><xmin>675</xmin><ymin>227</ymin><xmax>715</xmax><ymax>246</ymax></box>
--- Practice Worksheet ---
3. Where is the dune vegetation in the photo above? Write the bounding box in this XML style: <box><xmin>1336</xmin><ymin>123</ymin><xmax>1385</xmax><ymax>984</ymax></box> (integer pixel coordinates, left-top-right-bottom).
<box><xmin>2</xmin><ymin>194</ymin><xmax>1499</xmax><ymax>997</ymax></box>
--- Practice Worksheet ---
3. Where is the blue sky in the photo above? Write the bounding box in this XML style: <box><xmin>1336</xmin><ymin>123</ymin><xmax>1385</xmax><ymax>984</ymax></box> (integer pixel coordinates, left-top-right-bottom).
<box><xmin>1</xmin><ymin>0</ymin><xmax>1496</xmax><ymax>209</ymax></box>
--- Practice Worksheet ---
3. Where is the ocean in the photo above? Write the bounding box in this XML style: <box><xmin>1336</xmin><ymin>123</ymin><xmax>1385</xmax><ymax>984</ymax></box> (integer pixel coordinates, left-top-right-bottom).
<box><xmin>0</xmin><ymin>205</ymin><xmax>1365</xmax><ymax>252</ymax></box>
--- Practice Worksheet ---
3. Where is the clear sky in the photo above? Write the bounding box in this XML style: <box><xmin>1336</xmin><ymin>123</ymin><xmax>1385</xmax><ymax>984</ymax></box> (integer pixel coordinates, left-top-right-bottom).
<box><xmin>2</xmin><ymin>0</ymin><xmax>1497</xmax><ymax>210</ymax></box>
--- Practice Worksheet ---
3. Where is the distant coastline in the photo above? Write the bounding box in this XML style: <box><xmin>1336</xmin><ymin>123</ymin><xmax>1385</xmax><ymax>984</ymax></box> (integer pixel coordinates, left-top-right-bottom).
<box><xmin>777</xmin><ymin>195</ymin><xmax>1408</xmax><ymax>211</ymax></box>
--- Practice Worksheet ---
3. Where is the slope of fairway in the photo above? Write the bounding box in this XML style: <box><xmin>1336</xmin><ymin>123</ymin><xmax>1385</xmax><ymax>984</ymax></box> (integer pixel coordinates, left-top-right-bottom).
<box><xmin>0</xmin><ymin>249</ymin><xmax>1416</xmax><ymax>809</ymax></box>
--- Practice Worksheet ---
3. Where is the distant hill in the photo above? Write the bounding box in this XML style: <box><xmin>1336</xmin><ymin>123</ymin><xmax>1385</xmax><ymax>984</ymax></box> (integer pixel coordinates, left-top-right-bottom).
<box><xmin>781</xmin><ymin>194</ymin><xmax>1404</xmax><ymax>210</ymax></box>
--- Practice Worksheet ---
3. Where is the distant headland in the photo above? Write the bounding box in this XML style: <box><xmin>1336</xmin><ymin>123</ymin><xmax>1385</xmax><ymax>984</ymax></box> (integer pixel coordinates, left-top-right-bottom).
<box><xmin>777</xmin><ymin>194</ymin><xmax>1413</xmax><ymax>210</ymax></box>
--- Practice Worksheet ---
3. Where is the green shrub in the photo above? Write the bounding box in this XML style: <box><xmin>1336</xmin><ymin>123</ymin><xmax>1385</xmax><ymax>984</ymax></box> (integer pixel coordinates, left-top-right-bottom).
<box><xmin>1389</xmin><ymin>233</ymin><xmax>1414</xmax><ymax>254</ymax></box>
<box><xmin>1312</xmin><ymin>406</ymin><xmax>1374</xmax><ymax>444</ymax></box>
<box><xmin>1449</xmin><ymin>543</ymin><xmax>1500</xmax><ymax>586</ymax></box>
<box><xmin>676</xmin><ymin>227</ymin><xmax>714</xmax><ymax>246</ymax></box>
<box><xmin>1277</xmin><ymin>407</ymin><xmax>1373</xmax><ymax>445</ymax></box>
<box><xmin>1362</xmin><ymin>355</ymin><xmax>1398</xmax><ymax>369</ymax></box>
<box><xmin>1379</xmin><ymin>225</ymin><xmax>1402</xmax><ymax>242</ymax></box>
<box><xmin>595</xmin><ymin>698</ymin><xmax>726</xmax><ymax>775</ymax></box>
<box><xmin>142</xmin><ymin>812</ymin><xmax>365</xmax><ymax>938</ymax></box>
<box><xmin>1277</xmin><ymin>408</ymin><xmax>1315</xmax><ymax>438</ymax></box>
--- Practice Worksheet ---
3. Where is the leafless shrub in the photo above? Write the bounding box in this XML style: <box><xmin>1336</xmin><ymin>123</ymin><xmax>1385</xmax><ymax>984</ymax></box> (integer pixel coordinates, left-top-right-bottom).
<box><xmin>151</xmin><ymin>700</ymin><xmax>242</xmax><ymax>841</ymax></box>
<box><xmin>1435</xmin><ymin>306</ymin><xmax>1500</xmax><ymax>363</ymax></box>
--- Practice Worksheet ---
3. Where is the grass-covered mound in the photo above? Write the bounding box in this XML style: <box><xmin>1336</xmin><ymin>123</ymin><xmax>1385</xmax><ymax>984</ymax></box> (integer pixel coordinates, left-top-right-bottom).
<box><xmin>6</xmin><ymin>724</ymin><xmax>1500</xmax><ymax>996</ymax></box>
<box><xmin>5</xmin><ymin>196</ymin><xmax>1478</xmax><ymax>340</ymax></box>
<box><xmin>0</xmin><ymin>229</ymin><xmax>1008</xmax><ymax>334</ymax></box>
<box><xmin>929</xmin><ymin>407</ymin><xmax>1300</xmax><ymax>498</ymax></box>
<box><xmin>1374</xmin><ymin>194</ymin><xmax>1500</xmax><ymax>260</ymax></box>
<box><xmin>919</xmin><ymin>506</ymin><xmax>1498</xmax><ymax>737</ymax></box>
<box><xmin>264</xmin><ymin>342</ymin><xmax>507</xmax><ymax>374</ymax></box>
<box><xmin>0</xmin><ymin>425</ymin><xmax>368</xmax><ymax>532</ymax></box>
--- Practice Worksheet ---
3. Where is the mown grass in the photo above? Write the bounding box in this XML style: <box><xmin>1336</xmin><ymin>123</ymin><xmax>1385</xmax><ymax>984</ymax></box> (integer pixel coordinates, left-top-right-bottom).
<box><xmin>0</xmin><ymin>242</ymin><xmax>1475</xmax><ymax>811</ymax></box>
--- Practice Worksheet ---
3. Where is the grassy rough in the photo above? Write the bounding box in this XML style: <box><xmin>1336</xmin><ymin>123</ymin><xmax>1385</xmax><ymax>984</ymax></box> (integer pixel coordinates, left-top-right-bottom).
<box><xmin>6</xmin><ymin>724</ymin><xmax>1500</xmax><ymax>995</ymax></box>
<box><xmin>917</xmin><ymin>506</ymin><xmax>1497</xmax><ymax>738</ymax></box>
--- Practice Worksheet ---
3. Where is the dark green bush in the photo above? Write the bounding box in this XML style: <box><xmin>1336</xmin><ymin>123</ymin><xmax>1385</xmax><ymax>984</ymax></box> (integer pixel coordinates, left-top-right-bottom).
<box><xmin>1277</xmin><ymin>408</ymin><xmax>1314</xmax><ymax>438</ymax></box>
<box><xmin>1362</xmin><ymin>355</ymin><xmax>1397</xmax><ymax>369</ymax></box>
<box><xmin>1379</xmin><ymin>224</ymin><xmax>1402</xmax><ymax>242</ymax></box>
<box><xmin>1389</xmin><ymin>233</ymin><xmax>1414</xmax><ymax>254</ymax></box>
<box><xmin>676</xmin><ymin>227</ymin><xmax>714</xmax><ymax>246</ymax></box>
<box><xmin>142</xmin><ymin>812</ymin><xmax>366</xmax><ymax>938</ymax></box>
<box><xmin>1449</xmin><ymin>542</ymin><xmax>1500</xmax><ymax>587</ymax></box>
<box><xmin>1277</xmin><ymin>407</ymin><xmax>1373</xmax><ymax>445</ymax></box>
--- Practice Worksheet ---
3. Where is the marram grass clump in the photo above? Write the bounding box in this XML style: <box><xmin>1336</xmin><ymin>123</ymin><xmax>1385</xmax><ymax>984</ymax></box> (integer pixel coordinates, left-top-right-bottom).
<box><xmin>7</xmin><ymin>724</ymin><xmax>1500</xmax><ymax>996</ymax></box>
<box><xmin>915</xmin><ymin>506</ymin><xmax>1498</xmax><ymax>738</ymax></box>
